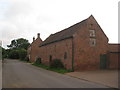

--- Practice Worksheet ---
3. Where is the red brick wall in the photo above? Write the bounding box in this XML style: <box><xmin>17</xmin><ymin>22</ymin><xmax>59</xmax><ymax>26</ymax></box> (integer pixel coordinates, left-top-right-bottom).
<box><xmin>108</xmin><ymin>52</ymin><xmax>119</xmax><ymax>69</ymax></box>
<box><xmin>108</xmin><ymin>44</ymin><xmax>120</xmax><ymax>52</ymax></box>
<box><xmin>108</xmin><ymin>44</ymin><xmax>120</xmax><ymax>69</ymax></box>
<box><xmin>38</xmin><ymin>38</ymin><xmax>73</xmax><ymax>70</ymax></box>
<box><xmin>29</xmin><ymin>37</ymin><xmax>42</xmax><ymax>62</ymax></box>
<box><xmin>30</xmin><ymin>16</ymin><xmax>111</xmax><ymax>71</ymax></box>
<box><xmin>73</xmin><ymin>16</ymin><xmax>108</xmax><ymax>71</ymax></box>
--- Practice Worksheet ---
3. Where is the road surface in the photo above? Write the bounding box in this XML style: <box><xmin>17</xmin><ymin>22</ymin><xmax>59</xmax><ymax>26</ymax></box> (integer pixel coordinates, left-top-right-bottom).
<box><xmin>3</xmin><ymin>59</ymin><xmax>108</xmax><ymax>88</ymax></box>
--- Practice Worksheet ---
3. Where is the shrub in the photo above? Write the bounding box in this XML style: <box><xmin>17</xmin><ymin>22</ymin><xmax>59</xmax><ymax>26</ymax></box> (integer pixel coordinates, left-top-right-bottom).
<box><xmin>35</xmin><ymin>57</ymin><xmax>41</xmax><ymax>64</ymax></box>
<box><xmin>50</xmin><ymin>59</ymin><xmax>64</xmax><ymax>69</ymax></box>
<box><xmin>19</xmin><ymin>49</ymin><xmax>27</xmax><ymax>60</ymax></box>
<box><xmin>8</xmin><ymin>50</ymin><xmax>19</xmax><ymax>59</ymax></box>
<box><xmin>24</xmin><ymin>56</ymin><xmax>29</xmax><ymax>62</ymax></box>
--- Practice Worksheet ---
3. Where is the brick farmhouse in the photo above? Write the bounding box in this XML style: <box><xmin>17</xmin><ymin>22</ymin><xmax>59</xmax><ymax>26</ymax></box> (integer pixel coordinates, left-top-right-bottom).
<box><xmin>27</xmin><ymin>15</ymin><xmax>120</xmax><ymax>71</ymax></box>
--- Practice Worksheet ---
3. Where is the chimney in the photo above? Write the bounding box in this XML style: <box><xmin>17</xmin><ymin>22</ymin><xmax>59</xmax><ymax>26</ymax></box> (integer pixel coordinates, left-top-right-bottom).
<box><xmin>37</xmin><ymin>33</ymin><xmax>40</xmax><ymax>38</ymax></box>
<box><xmin>33</xmin><ymin>37</ymin><xmax>35</xmax><ymax>41</ymax></box>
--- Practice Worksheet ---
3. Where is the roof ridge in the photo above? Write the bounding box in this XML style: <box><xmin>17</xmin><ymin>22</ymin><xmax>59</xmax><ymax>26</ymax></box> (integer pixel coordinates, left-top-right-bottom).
<box><xmin>40</xmin><ymin>16</ymin><xmax>89</xmax><ymax>47</ymax></box>
<box><xmin>51</xmin><ymin>18</ymin><xmax>88</xmax><ymax>36</ymax></box>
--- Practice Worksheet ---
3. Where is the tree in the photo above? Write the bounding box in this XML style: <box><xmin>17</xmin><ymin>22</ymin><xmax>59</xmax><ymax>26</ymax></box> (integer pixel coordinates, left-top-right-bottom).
<box><xmin>19</xmin><ymin>49</ymin><xmax>27</xmax><ymax>60</ymax></box>
<box><xmin>7</xmin><ymin>38</ymin><xmax>30</xmax><ymax>59</ymax></box>
<box><xmin>7</xmin><ymin>38</ymin><xmax>30</xmax><ymax>50</ymax></box>
<box><xmin>8</xmin><ymin>50</ymin><xmax>19</xmax><ymax>59</ymax></box>
<box><xmin>0</xmin><ymin>46</ymin><xmax>2</xmax><ymax>60</ymax></box>
<box><xmin>0</xmin><ymin>46</ymin><xmax>6</xmax><ymax>60</ymax></box>
<box><xmin>3</xmin><ymin>49</ymin><xmax>11</xmax><ymax>58</ymax></box>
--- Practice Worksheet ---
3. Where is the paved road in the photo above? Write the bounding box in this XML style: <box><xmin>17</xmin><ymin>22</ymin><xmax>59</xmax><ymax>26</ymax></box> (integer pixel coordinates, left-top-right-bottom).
<box><xmin>3</xmin><ymin>59</ymin><xmax>108</xmax><ymax>88</ymax></box>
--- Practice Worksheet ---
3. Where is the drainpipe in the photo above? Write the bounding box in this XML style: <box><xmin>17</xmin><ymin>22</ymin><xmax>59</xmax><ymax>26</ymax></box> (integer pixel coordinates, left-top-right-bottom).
<box><xmin>72</xmin><ymin>38</ymin><xmax>74</xmax><ymax>71</ymax></box>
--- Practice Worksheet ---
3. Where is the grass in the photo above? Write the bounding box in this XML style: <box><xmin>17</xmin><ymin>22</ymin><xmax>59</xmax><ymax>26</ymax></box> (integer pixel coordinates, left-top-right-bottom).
<box><xmin>32</xmin><ymin>63</ymin><xmax>72</xmax><ymax>74</ymax></box>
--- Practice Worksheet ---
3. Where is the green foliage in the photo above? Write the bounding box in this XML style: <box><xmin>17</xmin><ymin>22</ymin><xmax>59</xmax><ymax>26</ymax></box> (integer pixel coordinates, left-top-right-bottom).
<box><xmin>50</xmin><ymin>59</ymin><xmax>64</xmax><ymax>69</ymax></box>
<box><xmin>19</xmin><ymin>49</ymin><xmax>27</xmax><ymax>60</ymax></box>
<box><xmin>35</xmin><ymin>57</ymin><xmax>41</xmax><ymax>64</ymax></box>
<box><xmin>3</xmin><ymin>49</ymin><xmax>11</xmax><ymax>58</ymax></box>
<box><xmin>32</xmin><ymin>63</ymin><xmax>71</xmax><ymax>74</ymax></box>
<box><xmin>6</xmin><ymin>38</ymin><xmax>30</xmax><ymax>59</ymax></box>
<box><xmin>20</xmin><ymin>57</ymin><xmax>30</xmax><ymax>62</ymax></box>
<box><xmin>8</xmin><ymin>50</ymin><xmax>19</xmax><ymax>59</ymax></box>
<box><xmin>7</xmin><ymin>49</ymin><xmax>27</xmax><ymax>60</ymax></box>
<box><xmin>0</xmin><ymin>46</ymin><xmax>7</xmax><ymax>60</ymax></box>
<box><xmin>24</xmin><ymin>56</ymin><xmax>29</xmax><ymax>62</ymax></box>
<box><xmin>33</xmin><ymin>63</ymin><xmax>49</xmax><ymax>70</ymax></box>
<box><xmin>7</xmin><ymin>38</ymin><xmax>30</xmax><ymax>50</ymax></box>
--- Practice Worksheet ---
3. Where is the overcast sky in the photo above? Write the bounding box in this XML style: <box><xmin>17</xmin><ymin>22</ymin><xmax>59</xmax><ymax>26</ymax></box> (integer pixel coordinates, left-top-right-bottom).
<box><xmin>0</xmin><ymin>0</ymin><xmax>119</xmax><ymax>48</ymax></box>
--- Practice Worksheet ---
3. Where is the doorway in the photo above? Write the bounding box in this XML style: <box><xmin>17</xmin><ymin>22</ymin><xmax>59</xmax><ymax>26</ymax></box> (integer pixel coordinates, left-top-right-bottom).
<box><xmin>100</xmin><ymin>54</ymin><xmax>107</xmax><ymax>69</ymax></box>
<box><xmin>49</xmin><ymin>55</ymin><xmax>52</xmax><ymax>63</ymax></box>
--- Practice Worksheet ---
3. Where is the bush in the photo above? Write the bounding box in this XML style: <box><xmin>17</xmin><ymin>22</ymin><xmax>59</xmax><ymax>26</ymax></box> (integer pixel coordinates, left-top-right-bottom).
<box><xmin>19</xmin><ymin>49</ymin><xmax>27</xmax><ymax>60</ymax></box>
<box><xmin>8</xmin><ymin>50</ymin><xmax>19</xmax><ymax>59</ymax></box>
<box><xmin>35</xmin><ymin>57</ymin><xmax>41</xmax><ymax>64</ymax></box>
<box><xmin>50</xmin><ymin>59</ymin><xmax>64</xmax><ymax>69</ymax></box>
<box><xmin>24</xmin><ymin>56</ymin><xmax>29</xmax><ymax>62</ymax></box>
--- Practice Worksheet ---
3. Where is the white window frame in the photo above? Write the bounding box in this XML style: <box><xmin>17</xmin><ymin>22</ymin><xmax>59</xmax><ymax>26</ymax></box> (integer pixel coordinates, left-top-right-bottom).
<box><xmin>89</xmin><ymin>30</ymin><xmax>95</xmax><ymax>37</ymax></box>
<box><xmin>90</xmin><ymin>38</ymin><xmax>96</xmax><ymax>46</ymax></box>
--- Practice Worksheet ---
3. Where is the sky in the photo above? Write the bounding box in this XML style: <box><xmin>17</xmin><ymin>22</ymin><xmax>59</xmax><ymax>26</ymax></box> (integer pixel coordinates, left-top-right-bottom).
<box><xmin>0</xmin><ymin>0</ymin><xmax>119</xmax><ymax>49</ymax></box>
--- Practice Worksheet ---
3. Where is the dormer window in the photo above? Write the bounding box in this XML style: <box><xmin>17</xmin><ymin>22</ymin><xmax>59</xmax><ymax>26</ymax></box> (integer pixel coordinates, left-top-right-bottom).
<box><xmin>89</xmin><ymin>30</ymin><xmax>95</xmax><ymax>37</ymax></box>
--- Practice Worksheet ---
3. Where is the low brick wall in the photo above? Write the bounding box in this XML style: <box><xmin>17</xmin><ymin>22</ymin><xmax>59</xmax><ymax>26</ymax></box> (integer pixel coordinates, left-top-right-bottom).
<box><xmin>108</xmin><ymin>52</ymin><xmax>119</xmax><ymax>69</ymax></box>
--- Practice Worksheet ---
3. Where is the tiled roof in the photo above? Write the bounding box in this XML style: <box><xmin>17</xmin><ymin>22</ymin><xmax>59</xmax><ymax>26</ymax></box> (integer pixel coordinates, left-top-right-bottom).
<box><xmin>40</xmin><ymin>19</ymin><xmax>87</xmax><ymax>46</ymax></box>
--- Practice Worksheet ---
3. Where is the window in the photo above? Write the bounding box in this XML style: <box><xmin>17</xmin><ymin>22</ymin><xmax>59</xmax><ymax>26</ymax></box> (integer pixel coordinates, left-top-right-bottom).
<box><xmin>90</xmin><ymin>24</ymin><xmax>93</xmax><ymax>26</ymax></box>
<box><xmin>90</xmin><ymin>38</ymin><xmax>96</xmax><ymax>46</ymax></box>
<box><xmin>89</xmin><ymin>30</ymin><xmax>95</xmax><ymax>37</ymax></box>
<box><xmin>64</xmin><ymin>52</ymin><xmax>67</xmax><ymax>59</ymax></box>
<box><xmin>89</xmin><ymin>24</ymin><xmax>93</xmax><ymax>28</ymax></box>
<box><xmin>49</xmin><ymin>55</ymin><xmax>52</xmax><ymax>63</ymax></box>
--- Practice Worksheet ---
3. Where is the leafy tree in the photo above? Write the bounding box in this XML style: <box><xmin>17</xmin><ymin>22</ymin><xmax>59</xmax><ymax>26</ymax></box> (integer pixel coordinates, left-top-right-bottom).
<box><xmin>4</xmin><ymin>49</ymin><xmax>11</xmax><ymax>58</ymax></box>
<box><xmin>7</xmin><ymin>38</ymin><xmax>30</xmax><ymax>50</ymax></box>
<box><xmin>7</xmin><ymin>38</ymin><xmax>30</xmax><ymax>59</ymax></box>
<box><xmin>19</xmin><ymin>49</ymin><xmax>27</xmax><ymax>60</ymax></box>
<box><xmin>0</xmin><ymin>46</ymin><xmax>6</xmax><ymax>60</ymax></box>
<box><xmin>8</xmin><ymin>50</ymin><xmax>19</xmax><ymax>59</ymax></box>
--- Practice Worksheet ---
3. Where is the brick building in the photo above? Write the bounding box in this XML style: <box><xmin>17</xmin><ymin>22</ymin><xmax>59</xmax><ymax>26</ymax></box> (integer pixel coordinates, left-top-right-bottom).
<box><xmin>107</xmin><ymin>44</ymin><xmax>120</xmax><ymax>69</ymax></box>
<box><xmin>27</xmin><ymin>33</ymin><xmax>42</xmax><ymax>62</ymax></box>
<box><xmin>28</xmin><ymin>15</ymin><xmax>119</xmax><ymax>71</ymax></box>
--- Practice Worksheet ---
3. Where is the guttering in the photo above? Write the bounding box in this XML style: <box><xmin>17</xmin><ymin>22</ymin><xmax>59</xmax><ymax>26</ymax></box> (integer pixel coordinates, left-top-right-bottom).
<box><xmin>71</xmin><ymin>38</ymin><xmax>74</xmax><ymax>71</ymax></box>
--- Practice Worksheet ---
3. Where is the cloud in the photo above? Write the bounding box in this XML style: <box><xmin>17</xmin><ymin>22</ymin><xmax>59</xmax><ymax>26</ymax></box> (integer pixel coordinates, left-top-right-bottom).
<box><xmin>0</xmin><ymin>0</ymin><xmax>32</xmax><ymax>48</ymax></box>
<box><xmin>0</xmin><ymin>0</ymin><xmax>119</xmax><ymax>48</ymax></box>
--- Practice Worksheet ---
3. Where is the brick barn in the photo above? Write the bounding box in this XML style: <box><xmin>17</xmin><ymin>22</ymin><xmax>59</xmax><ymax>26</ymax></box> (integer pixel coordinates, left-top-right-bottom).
<box><xmin>27</xmin><ymin>33</ymin><xmax>42</xmax><ymax>62</ymax></box>
<box><xmin>107</xmin><ymin>44</ymin><xmax>120</xmax><ymax>69</ymax></box>
<box><xmin>28</xmin><ymin>15</ymin><xmax>119</xmax><ymax>71</ymax></box>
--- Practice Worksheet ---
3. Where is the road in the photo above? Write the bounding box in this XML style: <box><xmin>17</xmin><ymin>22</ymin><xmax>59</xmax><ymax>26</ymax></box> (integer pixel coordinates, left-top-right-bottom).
<box><xmin>3</xmin><ymin>59</ymin><xmax>108</xmax><ymax>88</ymax></box>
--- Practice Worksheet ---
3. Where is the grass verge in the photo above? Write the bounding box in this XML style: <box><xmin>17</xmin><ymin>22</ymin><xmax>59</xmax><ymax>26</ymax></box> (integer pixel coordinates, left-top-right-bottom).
<box><xmin>32</xmin><ymin>63</ymin><xmax>72</xmax><ymax>74</ymax></box>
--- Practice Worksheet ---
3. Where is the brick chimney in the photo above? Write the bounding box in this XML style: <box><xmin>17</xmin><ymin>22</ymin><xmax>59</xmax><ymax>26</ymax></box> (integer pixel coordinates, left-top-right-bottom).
<box><xmin>37</xmin><ymin>33</ymin><xmax>40</xmax><ymax>38</ymax></box>
<box><xmin>33</xmin><ymin>37</ymin><xmax>35</xmax><ymax>41</ymax></box>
